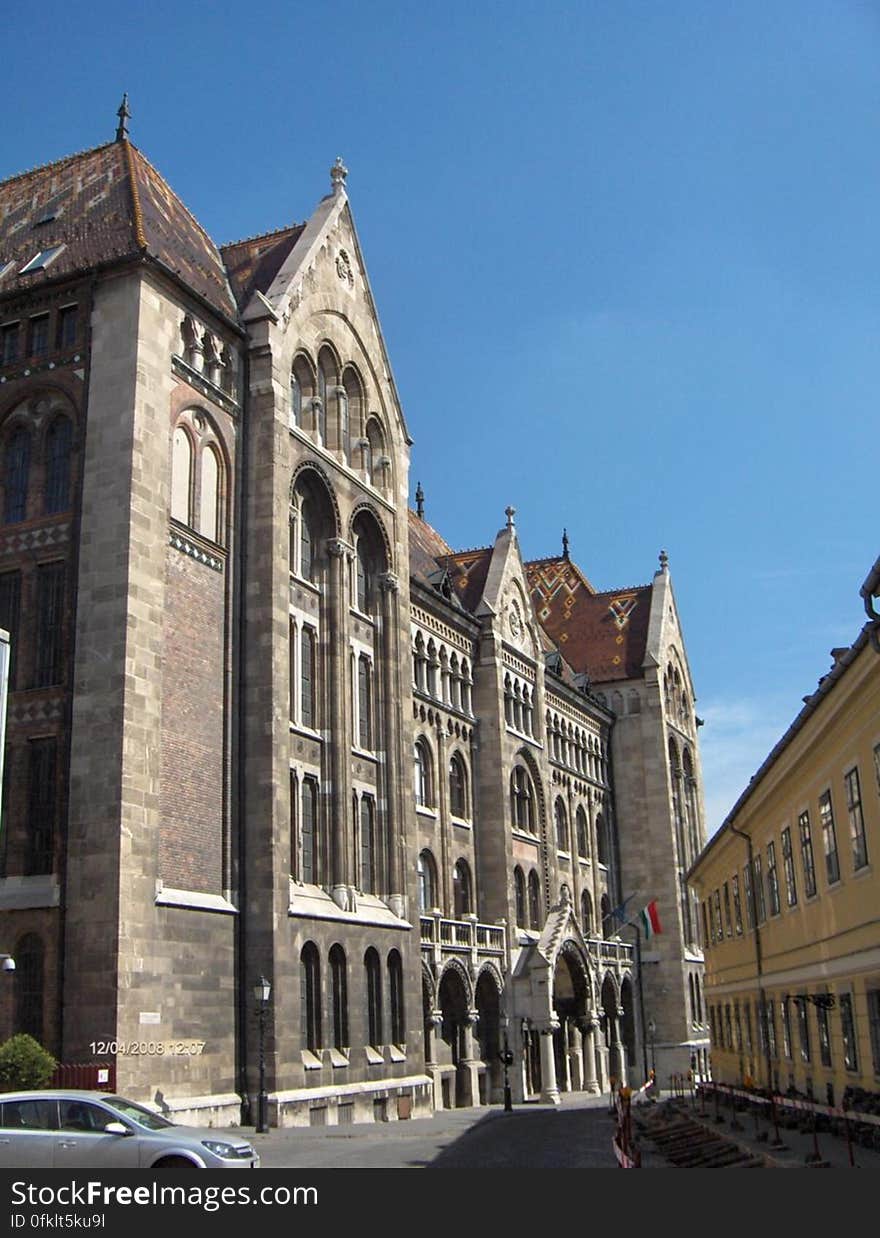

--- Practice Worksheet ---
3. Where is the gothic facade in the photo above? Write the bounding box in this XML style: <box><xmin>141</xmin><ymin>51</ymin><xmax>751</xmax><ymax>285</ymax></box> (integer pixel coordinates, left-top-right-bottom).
<box><xmin>0</xmin><ymin>119</ymin><xmax>708</xmax><ymax>1126</ymax></box>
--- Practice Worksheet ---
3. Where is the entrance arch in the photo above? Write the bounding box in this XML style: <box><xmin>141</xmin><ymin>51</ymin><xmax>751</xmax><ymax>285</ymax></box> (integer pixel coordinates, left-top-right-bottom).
<box><xmin>474</xmin><ymin>968</ymin><xmax>502</xmax><ymax>1103</ymax></box>
<box><xmin>552</xmin><ymin>946</ymin><xmax>589</xmax><ymax>1093</ymax></box>
<box><xmin>437</xmin><ymin>963</ymin><xmax>478</xmax><ymax>1107</ymax></box>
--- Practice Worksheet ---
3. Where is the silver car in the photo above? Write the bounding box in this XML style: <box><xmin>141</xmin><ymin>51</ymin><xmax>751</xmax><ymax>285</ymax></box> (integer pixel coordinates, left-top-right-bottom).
<box><xmin>0</xmin><ymin>1091</ymin><xmax>259</xmax><ymax>1169</ymax></box>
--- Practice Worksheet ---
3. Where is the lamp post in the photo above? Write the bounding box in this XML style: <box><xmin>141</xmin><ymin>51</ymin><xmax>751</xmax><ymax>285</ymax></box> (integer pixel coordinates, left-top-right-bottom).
<box><xmin>647</xmin><ymin>1018</ymin><xmax>656</xmax><ymax>1084</ymax></box>
<box><xmin>254</xmin><ymin>976</ymin><xmax>271</xmax><ymax>1134</ymax></box>
<box><xmin>499</xmin><ymin>1016</ymin><xmax>514</xmax><ymax>1112</ymax></box>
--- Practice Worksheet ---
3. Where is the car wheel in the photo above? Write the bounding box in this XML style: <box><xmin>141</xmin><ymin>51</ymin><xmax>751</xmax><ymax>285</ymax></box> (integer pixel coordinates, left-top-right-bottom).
<box><xmin>154</xmin><ymin>1156</ymin><xmax>197</xmax><ymax>1168</ymax></box>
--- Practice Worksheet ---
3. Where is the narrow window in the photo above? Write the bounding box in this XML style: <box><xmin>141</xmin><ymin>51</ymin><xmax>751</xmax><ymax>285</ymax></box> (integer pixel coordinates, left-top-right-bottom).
<box><xmin>414</xmin><ymin>740</ymin><xmax>432</xmax><ymax>808</ymax></box>
<box><xmin>13</xmin><ymin>934</ymin><xmax>44</xmax><ymax>1043</ymax></box>
<box><xmin>0</xmin><ymin>570</ymin><xmax>21</xmax><ymax>689</ymax></box>
<box><xmin>365</xmin><ymin>948</ymin><xmax>382</xmax><ymax>1048</ymax></box>
<box><xmin>743</xmin><ymin>863</ymin><xmax>755</xmax><ymax>929</ymax></box>
<box><xmin>1</xmin><ymin>323</ymin><xmax>19</xmax><ymax>365</ymax></box>
<box><xmin>199</xmin><ymin>443</ymin><xmax>220</xmax><ymax>543</ymax></box>
<box><xmin>56</xmin><ymin>305</ymin><xmax>77</xmax><ymax>350</ymax></box>
<box><xmin>300</xmin><ymin>502</ymin><xmax>313</xmax><ymax>582</ymax></box>
<box><xmin>817</xmin><ymin>1000</ymin><xmax>832</xmax><ymax>1067</ymax></box>
<box><xmin>359</xmin><ymin>795</ymin><xmax>375</xmax><ymax>893</ymax></box>
<box><xmin>290</xmin><ymin>370</ymin><xmax>302</xmax><ymax>427</ymax></box>
<box><xmin>418</xmin><ymin>850</ymin><xmax>436</xmax><ymax>912</ymax></box>
<box><xmin>596</xmin><ymin>813</ymin><xmax>608</xmax><ymax>865</ymax></box>
<box><xmin>34</xmin><ymin>562</ymin><xmax>65</xmax><ymax>687</ymax></box>
<box><xmin>844</xmin><ymin>768</ymin><xmax>868</xmax><ymax>871</ymax></box>
<box><xmin>29</xmin><ymin>315</ymin><xmax>49</xmax><ymax>358</ymax></box>
<box><xmin>300</xmin><ymin>942</ymin><xmax>321</xmax><ymax>1053</ymax></box>
<box><xmin>452</xmin><ymin>859</ymin><xmax>472</xmax><ymax>917</ymax></box>
<box><xmin>555</xmin><ymin>799</ymin><xmax>568</xmax><ymax>852</ymax></box>
<box><xmin>799</xmin><ymin>810</ymin><xmax>817</xmax><ymax>897</ymax></box>
<box><xmin>358</xmin><ymin>656</ymin><xmax>372</xmax><ymax>749</ymax></box>
<box><xmin>767</xmin><ymin>841</ymin><xmax>780</xmax><ymax>916</ymax></box>
<box><xmin>301</xmin><ymin>628</ymin><xmax>315</xmax><ymax>729</ymax></box>
<box><xmin>449</xmin><ymin>754</ymin><xmax>467</xmax><ymax>819</ymax></box>
<box><xmin>289</xmin><ymin>770</ymin><xmax>298</xmax><ymax>876</ymax></box>
<box><xmin>330</xmin><ymin>945</ymin><xmax>348</xmax><ymax>1050</ymax></box>
<box><xmin>781</xmin><ymin>997</ymin><xmax>792</xmax><ymax>1059</ymax></box>
<box><xmin>818</xmin><ymin>790</ymin><xmax>839</xmax><ymax>885</ymax></box>
<box><xmin>781</xmin><ymin>827</ymin><xmax>798</xmax><ymax>907</ymax></box>
<box><xmin>576</xmin><ymin>806</ymin><xmax>588</xmax><ymax>858</ymax></box>
<box><xmin>388</xmin><ymin>950</ymin><xmax>404</xmax><ymax>1046</ymax></box>
<box><xmin>581</xmin><ymin>889</ymin><xmax>592</xmax><ymax>934</ymax></box>
<box><xmin>4</xmin><ymin>427</ymin><xmax>30</xmax><ymax>523</ymax></box>
<box><xmin>796</xmin><ymin>997</ymin><xmax>811</xmax><ymax>1063</ymax></box>
<box><xmin>723</xmin><ymin>882</ymin><xmax>733</xmax><ymax>936</ymax></box>
<box><xmin>301</xmin><ymin>777</ymin><xmax>317</xmax><ymax>884</ymax></box>
<box><xmin>26</xmin><ymin>738</ymin><xmax>57</xmax><ymax>875</ymax></box>
<box><xmin>170</xmin><ymin>427</ymin><xmax>192</xmax><ymax>524</ymax></box>
<box><xmin>45</xmin><ymin>417</ymin><xmax>72</xmax><ymax>514</ymax></box>
<box><xmin>528</xmin><ymin>870</ymin><xmax>540</xmax><ymax>930</ymax></box>
<box><xmin>867</xmin><ymin>989</ymin><xmax>880</xmax><ymax>1076</ymax></box>
<box><xmin>514</xmin><ymin>866</ymin><xmax>526</xmax><ymax>927</ymax></box>
<box><xmin>840</xmin><ymin>993</ymin><xmax>858</xmax><ymax>1072</ymax></box>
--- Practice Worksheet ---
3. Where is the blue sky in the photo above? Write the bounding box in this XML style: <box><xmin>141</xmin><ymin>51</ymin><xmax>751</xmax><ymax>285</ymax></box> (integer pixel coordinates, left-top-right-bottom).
<box><xmin>5</xmin><ymin>1</ymin><xmax>879</xmax><ymax>833</ymax></box>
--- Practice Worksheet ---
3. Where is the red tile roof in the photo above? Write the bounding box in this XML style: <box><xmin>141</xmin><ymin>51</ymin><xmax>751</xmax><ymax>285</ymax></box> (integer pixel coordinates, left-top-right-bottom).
<box><xmin>0</xmin><ymin>140</ymin><xmax>237</xmax><ymax>320</ymax></box>
<box><xmin>526</xmin><ymin>555</ymin><xmax>653</xmax><ymax>682</ymax></box>
<box><xmin>221</xmin><ymin>225</ymin><xmax>305</xmax><ymax>312</ymax></box>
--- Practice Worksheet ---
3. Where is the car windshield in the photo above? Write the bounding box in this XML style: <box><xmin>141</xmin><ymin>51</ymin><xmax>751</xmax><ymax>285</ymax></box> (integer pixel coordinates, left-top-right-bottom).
<box><xmin>103</xmin><ymin>1096</ymin><xmax>175</xmax><ymax>1131</ymax></box>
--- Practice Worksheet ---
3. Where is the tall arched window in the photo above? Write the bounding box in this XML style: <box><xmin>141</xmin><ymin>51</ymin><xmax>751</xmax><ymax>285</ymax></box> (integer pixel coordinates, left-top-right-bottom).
<box><xmin>576</xmin><ymin>806</ymin><xmax>589</xmax><ymax>858</ymax></box>
<box><xmin>452</xmin><ymin>859</ymin><xmax>472</xmax><ymax>918</ymax></box>
<box><xmin>45</xmin><ymin>417</ymin><xmax>72</xmax><ymax>514</ymax></box>
<box><xmin>301</xmin><ymin>777</ymin><xmax>318</xmax><ymax>884</ymax></box>
<box><xmin>418</xmin><ymin>849</ymin><xmax>437</xmax><ymax>912</ymax></box>
<box><xmin>414</xmin><ymin>739</ymin><xmax>433</xmax><ymax>808</ymax></box>
<box><xmin>359</xmin><ymin>795</ymin><xmax>375</xmax><ymax>893</ymax></box>
<box><xmin>290</xmin><ymin>369</ymin><xmax>302</xmax><ymax>427</ymax></box>
<box><xmin>329</xmin><ymin>945</ymin><xmax>348</xmax><ymax>1050</ymax></box>
<box><xmin>601</xmin><ymin>892</ymin><xmax>611</xmax><ymax>936</ymax></box>
<box><xmin>300</xmin><ymin>942</ymin><xmax>321</xmax><ymax>1052</ymax></box>
<box><xmin>3</xmin><ymin>426</ymin><xmax>31</xmax><ymax>525</ymax></box>
<box><xmin>300</xmin><ymin>627</ymin><xmax>315</xmax><ymax>729</ymax></box>
<box><xmin>449</xmin><ymin>754</ymin><xmax>467</xmax><ymax>819</ymax></box>
<box><xmin>365</xmin><ymin>416</ymin><xmax>386</xmax><ymax>488</ymax></box>
<box><xmin>596</xmin><ymin>812</ymin><xmax>609</xmax><ymax>866</ymax></box>
<box><xmin>555</xmin><ymin>798</ymin><xmax>568</xmax><ymax>852</ymax></box>
<box><xmin>527</xmin><ymin>870</ymin><xmax>541</xmax><ymax>930</ymax></box>
<box><xmin>357</xmin><ymin>655</ymin><xmax>372</xmax><ymax>749</ymax></box>
<box><xmin>199</xmin><ymin>443</ymin><xmax>220</xmax><ymax>542</ymax></box>
<box><xmin>514</xmin><ymin>866</ymin><xmax>526</xmax><ymax>926</ymax></box>
<box><xmin>14</xmin><ymin>933</ymin><xmax>43</xmax><ymax>1041</ymax></box>
<box><xmin>170</xmin><ymin>426</ymin><xmax>192</xmax><ymax>524</ymax></box>
<box><xmin>511</xmin><ymin>767</ymin><xmax>535</xmax><ymax>833</ymax></box>
<box><xmin>299</xmin><ymin>500</ymin><xmax>314</xmax><ymax>582</ymax></box>
<box><xmin>388</xmin><ymin>950</ymin><xmax>405</xmax><ymax>1046</ymax></box>
<box><xmin>365</xmin><ymin>948</ymin><xmax>382</xmax><ymax>1048</ymax></box>
<box><xmin>581</xmin><ymin>889</ymin><xmax>593</xmax><ymax>935</ymax></box>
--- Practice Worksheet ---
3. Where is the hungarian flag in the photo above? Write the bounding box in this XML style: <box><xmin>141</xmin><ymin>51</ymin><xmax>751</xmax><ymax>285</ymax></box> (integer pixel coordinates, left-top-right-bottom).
<box><xmin>640</xmin><ymin>900</ymin><xmax>662</xmax><ymax>938</ymax></box>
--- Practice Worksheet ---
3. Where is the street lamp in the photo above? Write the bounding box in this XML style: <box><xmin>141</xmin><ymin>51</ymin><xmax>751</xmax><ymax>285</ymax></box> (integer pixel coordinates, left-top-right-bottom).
<box><xmin>647</xmin><ymin>1018</ymin><xmax>656</xmax><ymax>1082</ymax></box>
<box><xmin>254</xmin><ymin>976</ymin><xmax>271</xmax><ymax>1134</ymax></box>
<box><xmin>499</xmin><ymin>1016</ymin><xmax>514</xmax><ymax>1112</ymax></box>
<box><xmin>0</xmin><ymin>954</ymin><xmax>15</xmax><ymax>973</ymax></box>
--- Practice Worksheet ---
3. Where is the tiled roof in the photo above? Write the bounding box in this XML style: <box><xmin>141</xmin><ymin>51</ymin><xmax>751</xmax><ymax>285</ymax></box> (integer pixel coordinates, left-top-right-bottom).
<box><xmin>443</xmin><ymin>547</ymin><xmax>493</xmax><ymax>614</ymax></box>
<box><xmin>0</xmin><ymin>140</ymin><xmax>237</xmax><ymax>320</ymax></box>
<box><xmin>221</xmin><ymin>225</ymin><xmax>305</xmax><ymax>312</ymax></box>
<box><xmin>526</xmin><ymin>555</ymin><xmax>652</xmax><ymax>682</ymax></box>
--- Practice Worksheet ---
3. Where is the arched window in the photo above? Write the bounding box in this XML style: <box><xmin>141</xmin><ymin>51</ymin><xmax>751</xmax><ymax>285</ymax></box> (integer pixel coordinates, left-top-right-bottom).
<box><xmin>290</xmin><ymin>369</ymin><xmax>302</xmax><ymax>427</ymax></box>
<box><xmin>199</xmin><ymin>443</ymin><xmax>220</xmax><ymax>542</ymax></box>
<box><xmin>576</xmin><ymin>806</ymin><xmax>589</xmax><ymax>858</ymax></box>
<box><xmin>45</xmin><ymin>417</ymin><xmax>72</xmax><ymax>514</ymax></box>
<box><xmin>453</xmin><ymin>859</ymin><xmax>472</xmax><ymax>918</ymax></box>
<box><xmin>300</xmin><ymin>627</ymin><xmax>315</xmax><ymax>729</ymax></box>
<box><xmin>555</xmin><ymin>798</ymin><xmax>568</xmax><ymax>852</ymax></box>
<box><xmin>414</xmin><ymin>739</ymin><xmax>433</xmax><ymax>808</ymax></box>
<box><xmin>418</xmin><ymin>850</ymin><xmax>437</xmax><ymax>912</ymax></box>
<box><xmin>14</xmin><ymin>933</ymin><xmax>43</xmax><ymax>1042</ymax></box>
<box><xmin>359</xmin><ymin>795</ymin><xmax>375</xmax><ymax>893</ymax></box>
<box><xmin>695</xmin><ymin>976</ymin><xmax>703</xmax><ymax>1025</ymax></box>
<box><xmin>581</xmin><ymin>889</ymin><xmax>593</xmax><ymax>935</ymax></box>
<box><xmin>511</xmin><ymin>766</ymin><xmax>535</xmax><ymax>833</ymax></box>
<box><xmin>601</xmin><ymin>893</ymin><xmax>611</xmax><ymax>937</ymax></box>
<box><xmin>299</xmin><ymin>500</ymin><xmax>314</xmax><ymax>582</ymax></box>
<box><xmin>527</xmin><ymin>870</ymin><xmax>541</xmax><ymax>930</ymax></box>
<box><xmin>514</xmin><ymin>866</ymin><xmax>526</xmax><ymax>926</ymax></box>
<box><xmin>300</xmin><ymin>942</ymin><xmax>321</xmax><ymax>1052</ymax></box>
<box><xmin>365</xmin><ymin>948</ymin><xmax>382</xmax><ymax>1048</ymax></box>
<box><xmin>449</xmin><ymin>753</ymin><xmax>467</xmax><ymax>819</ymax></box>
<box><xmin>3</xmin><ymin>426</ymin><xmax>31</xmax><ymax>525</ymax></box>
<box><xmin>365</xmin><ymin>417</ymin><xmax>386</xmax><ymax>488</ymax></box>
<box><xmin>170</xmin><ymin>426</ymin><xmax>192</xmax><ymax>524</ymax></box>
<box><xmin>355</xmin><ymin>538</ymin><xmax>372</xmax><ymax>613</ymax></box>
<box><xmin>388</xmin><ymin>950</ymin><xmax>404</xmax><ymax>1046</ymax></box>
<box><xmin>301</xmin><ymin>777</ymin><xmax>318</xmax><ymax>884</ymax></box>
<box><xmin>329</xmin><ymin>945</ymin><xmax>348</xmax><ymax>1050</ymax></box>
<box><xmin>357</xmin><ymin>655</ymin><xmax>372</xmax><ymax>749</ymax></box>
<box><xmin>596</xmin><ymin>812</ymin><xmax>609</xmax><ymax>866</ymax></box>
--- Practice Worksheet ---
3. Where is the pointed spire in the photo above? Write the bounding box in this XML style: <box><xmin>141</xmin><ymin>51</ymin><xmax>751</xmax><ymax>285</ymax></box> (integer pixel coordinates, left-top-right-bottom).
<box><xmin>116</xmin><ymin>93</ymin><xmax>131</xmax><ymax>142</ymax></box>
<box><xmin>562</xmin><ymin>528</ymin><xmax>570</xmax><ymax>560</ymax></box>
<box><xmin>330</xmin><ymin>156</ymin><xmax>348</xmax><ymax>195</ymax></box>
<box><xmin>415</xmin><ymin>481</ymin><xmax>425</xmax><ymax>520</ymax></box>
<box><xmin>505</xmin><ymin>505</ymin><xmax>516</xmax><ymax>532</ymax></box>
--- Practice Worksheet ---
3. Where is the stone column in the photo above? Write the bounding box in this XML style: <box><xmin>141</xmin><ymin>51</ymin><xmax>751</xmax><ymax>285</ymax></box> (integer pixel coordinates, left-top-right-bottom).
<box><xmin>456</xmin><ymin>1010</ymin><xmax>482</xmax><ymax>1107</ymax></box>
<box><xmin>615</xmin><ymin>1005</ymin><xmax>628</xmax><ymax>1087</ymax></box>
<box><xmin>327</xmin><ymin>538</ymin><xmax>353</xmax><ymax>900</ymax></box>
<box><xmin>582</xmin><ymin>1015</ymin><xmax>599</xmax><ymax>1094</ymax></box>
<box><xmin>539</xmin><ymin>1023</ymin><xmax>561</xmax><ymax>1105</ymax></box>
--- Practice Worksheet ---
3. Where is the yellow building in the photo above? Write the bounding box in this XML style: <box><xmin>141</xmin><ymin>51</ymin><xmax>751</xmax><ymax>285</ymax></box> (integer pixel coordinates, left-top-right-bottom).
<box><xmin>689</xmin><ymin>589</ymin><xmax>880</xmax><ymax>1108</ymax></box>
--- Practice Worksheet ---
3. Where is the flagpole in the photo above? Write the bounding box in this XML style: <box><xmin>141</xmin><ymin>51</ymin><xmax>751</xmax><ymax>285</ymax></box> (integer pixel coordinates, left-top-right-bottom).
<box><xmin>635</xmin><ymin>923</ymin><xmax>649</xmax><ymax>1084</ymax></box>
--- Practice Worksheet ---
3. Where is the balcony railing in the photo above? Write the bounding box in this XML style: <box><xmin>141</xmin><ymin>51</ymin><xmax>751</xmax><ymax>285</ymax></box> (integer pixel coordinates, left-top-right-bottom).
<box><xmin>420</xmin><ymin>913</ymin><xmax>505</xmax><ymax>961</ymax></box>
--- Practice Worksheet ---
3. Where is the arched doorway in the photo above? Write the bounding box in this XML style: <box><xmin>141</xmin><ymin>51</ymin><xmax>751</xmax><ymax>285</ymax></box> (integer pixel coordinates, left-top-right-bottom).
<box><xmin>438</xmin><ymin>966</ymin><xmax>471</xmax><ymax>1107</ymax></box>
<box><xmin>474</xmin><ymin>970</ymin><xmax>501</xmax><ymax>1103</ymax></box>
<box><xmin>552</xmin><ymin>947</ymin><xmax>589</xmax><ymax>1093</ymax></box>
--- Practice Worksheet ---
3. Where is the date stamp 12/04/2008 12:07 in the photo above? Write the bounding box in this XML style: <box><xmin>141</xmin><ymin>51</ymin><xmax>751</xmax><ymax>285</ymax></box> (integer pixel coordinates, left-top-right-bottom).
<box><xmin>88</xmin><ymin>1041</ymin><xmax>206</xmax><ymax>1056</ymax></box>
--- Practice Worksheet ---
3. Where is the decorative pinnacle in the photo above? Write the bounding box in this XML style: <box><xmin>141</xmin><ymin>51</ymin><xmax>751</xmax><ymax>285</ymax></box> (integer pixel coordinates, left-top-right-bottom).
<box><xmin>562</xmin><ymin>528</ymin><xmax>570</xmax><ymax>560</ymax></box>
<box><xmin>330</xmin><ymin>156</ymin><xmax>348</xmax><ymax>194</ymax></box>
<box><xmin>505</xmin><ymin>505</ymin><xmax>516</xmax><ymax>531</ymax></box>
<box><xmin>116</xmin><ymin>93</ymin><xmax>131</xmax><ymax>142</ymax></box>
<box><xmin>415</xmin><ymin>481</ymin><xmax>425</xmax><ymax>520</ymax></box>
<box><xmin>659</xmin><ymin>549</ymin><xmax>669</xmax><ymax>571</ymax></box>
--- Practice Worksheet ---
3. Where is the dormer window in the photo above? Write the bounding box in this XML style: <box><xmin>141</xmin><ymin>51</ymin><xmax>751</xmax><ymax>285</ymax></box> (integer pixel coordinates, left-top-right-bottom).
<box><xmin>19</xmin><ymin>246</ymin><xmax>65</xmax><ymax>275</ymax></box>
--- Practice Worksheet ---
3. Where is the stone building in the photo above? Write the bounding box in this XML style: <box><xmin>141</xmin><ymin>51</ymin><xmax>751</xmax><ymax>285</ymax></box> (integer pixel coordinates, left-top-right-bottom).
<box><xmin>0</xmin><ymin>110</ymin><xmax>707</xmax><ymax>1125</ymax></box>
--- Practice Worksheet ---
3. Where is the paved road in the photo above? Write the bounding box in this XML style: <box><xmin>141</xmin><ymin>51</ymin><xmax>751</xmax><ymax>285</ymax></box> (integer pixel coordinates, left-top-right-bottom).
<box><xmin>223</xmin><ymin>1093</ymin><xmax>658</xmax><ymax>1170</ymax></box>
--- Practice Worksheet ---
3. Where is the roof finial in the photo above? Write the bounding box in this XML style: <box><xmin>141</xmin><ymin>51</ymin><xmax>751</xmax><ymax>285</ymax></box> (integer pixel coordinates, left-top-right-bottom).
<box><xmin>415</xmin><ymin>481</ymin><xmax>425</xmax><ymax>520</ymax></box>
<box><xmin>330</xmin><ymin>156</ymin><xmax>348</xmax><ymax>194</ymax></box>
<box><xmin>562</xmin><ymin>528</ymin><xmax>570</xmax><ymax>560</ymax></box>
<box><xmin>116</xmin><ymin>93</ymin><xmax>131</xmax><ymax>142</ymax></box>
<box><xmin>659</xmin><ymin>549</ymin><xmax>669</xmax><ymax>572</ymax></box>
<box><xmin>505</xmin><ymin>505</ymin><xmax>516</xmax><ymax>531</ymax></box>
